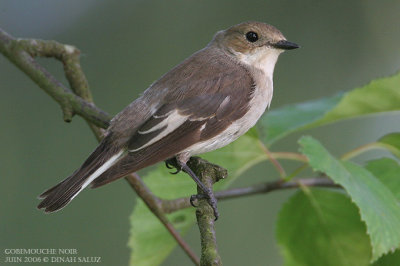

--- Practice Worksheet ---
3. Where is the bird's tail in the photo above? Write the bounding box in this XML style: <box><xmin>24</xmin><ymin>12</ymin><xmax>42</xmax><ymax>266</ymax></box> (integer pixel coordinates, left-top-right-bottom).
<box><xmin>37</xmin><ymin>138</ymin><xmax>126</xmax><ymax>213</ymax></box>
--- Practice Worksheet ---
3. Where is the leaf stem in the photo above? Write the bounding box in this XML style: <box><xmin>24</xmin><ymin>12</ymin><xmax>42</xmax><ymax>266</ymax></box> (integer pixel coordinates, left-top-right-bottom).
<box><xmin>284</xmin><ymin>163</ymin><xmax>309</xmax><ymax>181</ymax></box>
<box><xmin>340</xmin><ymin>142</ymin><xmax>398</xmax><ymax>161</ymax></box>
<box><xmin>269</xmin><ymin>152</ymin><xmax>309</xmax><ymax>162</ymax></box>
<box><xmin>258</xmin><ymin>141</ymin><xmax>287</xmax><ymax>178</ymax></box>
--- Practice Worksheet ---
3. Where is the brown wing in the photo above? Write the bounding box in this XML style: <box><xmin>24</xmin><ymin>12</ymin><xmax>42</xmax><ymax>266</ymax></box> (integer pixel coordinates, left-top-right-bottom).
<box><xmin>90</xmin><ymin>67</ymin><xmax>255</xmax><ymax>188</ymax></box>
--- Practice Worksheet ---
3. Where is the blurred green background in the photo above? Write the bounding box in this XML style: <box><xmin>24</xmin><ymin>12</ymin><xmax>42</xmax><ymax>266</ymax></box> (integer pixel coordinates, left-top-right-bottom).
<box><xmin>1</xmin><ymin>1</ymin><xmax>399</xmax><ymax>265</ymax></box>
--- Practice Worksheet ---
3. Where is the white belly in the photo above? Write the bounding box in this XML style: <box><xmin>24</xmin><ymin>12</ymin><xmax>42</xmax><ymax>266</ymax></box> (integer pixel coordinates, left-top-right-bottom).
<box><xmin>184</xmin><ymin>81</ymin><xmax>273</xmax><ymax>156</ymax></box>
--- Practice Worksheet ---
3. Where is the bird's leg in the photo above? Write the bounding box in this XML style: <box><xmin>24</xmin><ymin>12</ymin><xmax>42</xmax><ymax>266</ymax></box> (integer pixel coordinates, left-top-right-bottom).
<box><xmin>177</xmin><ymin>159</ymin><xmax>219</xmax><ymax>220</ymax></box>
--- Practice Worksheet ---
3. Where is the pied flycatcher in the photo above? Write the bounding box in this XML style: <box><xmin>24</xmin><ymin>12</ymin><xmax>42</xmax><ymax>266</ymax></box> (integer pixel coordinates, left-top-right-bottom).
<box><xmin>38</xmin><ymin>21</ymin><xmax>298</xmax><ymax>219</ymax></box>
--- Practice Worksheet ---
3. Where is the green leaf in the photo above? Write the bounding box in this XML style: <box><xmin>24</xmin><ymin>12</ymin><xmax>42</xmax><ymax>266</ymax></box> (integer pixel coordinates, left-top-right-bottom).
<box><xmin>259</xmin><ymin>93</ymin><xmax>343</xmax><ymax>145</ymax></box>
<box><xmin>277</xmin><ymin>189</ymin><xmax>371</xmax><ymax>266</ymax></box>
<box><xmin>260</xmin><ymin>72</ymin><xmax>400</xmax><ymax>145</ymax></box>
<box><xmin>373</xmin><ymin>249</ymin><xmax>400</xmax><ymax>266</ymax></box>
<box><xmin>366</xmin><ymin>158</ymin><xmax>400</xmax><ymax>201</ymax></box>
<box><xmin>299</xmin><ymin>136</ymin><xmax>400</xmax><ymax>261</ymax></box>
<box><xmin>379</xmin><ymin>133</ymin><xmax>400</xmax><ymax>150</ymax></box>
<box><xmin>378</xmin><ymin>133</ymin><xmax>400</xmax><ymax>159</ymax></box>
<box><xmin>128</xmin><ymin>133</ymin><xmax>268</xmax><ymax>266</ymax></box>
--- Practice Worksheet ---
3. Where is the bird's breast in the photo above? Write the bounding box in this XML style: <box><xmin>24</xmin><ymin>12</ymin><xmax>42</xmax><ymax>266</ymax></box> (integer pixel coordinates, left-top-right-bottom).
<box><xmin>233</xmin><ymin>78</ymin><xmax>273</xmax><ymax>134</ymax></box>
<box><xmin>184</xmin><ymin>78</ymin><xmax>273</xmax><ymax>156</ymax></box>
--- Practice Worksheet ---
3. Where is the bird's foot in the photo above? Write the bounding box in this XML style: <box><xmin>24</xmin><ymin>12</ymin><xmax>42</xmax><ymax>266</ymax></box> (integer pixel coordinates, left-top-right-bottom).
<box><xmin>176</xmin><ymin>157</ymin><xmax>220</xmax><ymax>220</ymax></box>
<box><xmin>190</xmin><ymin>189</ymin><xmax>219</xmax><ymax>221</ymax></box>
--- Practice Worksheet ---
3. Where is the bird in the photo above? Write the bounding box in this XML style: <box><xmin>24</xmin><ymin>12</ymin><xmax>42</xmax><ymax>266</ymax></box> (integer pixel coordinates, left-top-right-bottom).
<box><xmin>37</xmin><ymin>21</ymin><xmax>299</xmax><ymax>219</ymax></box>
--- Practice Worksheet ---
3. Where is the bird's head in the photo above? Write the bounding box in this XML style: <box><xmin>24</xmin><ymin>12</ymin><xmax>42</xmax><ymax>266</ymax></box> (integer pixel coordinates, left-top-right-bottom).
<box><xmin>211</xmin><ymin>21</ymin><xmax>299</xmax><ymax>76</ymax></box>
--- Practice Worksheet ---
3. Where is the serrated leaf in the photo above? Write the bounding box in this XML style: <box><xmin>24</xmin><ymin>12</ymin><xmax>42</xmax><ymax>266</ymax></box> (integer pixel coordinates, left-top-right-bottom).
<box><xmin>299</xmin><ymin>136</ymin><xmax>400</xmax><ymax>261</ymax></box>
<box><xmin>277</xmin><ymin>189</ymin><xmax>371</xmax><ymax>266</ymax></box>
<box><xmin>373</xmin><ymin>249</ymin><xmax>400</xmax><ymax>266</ymax></box>
<box><xmin>260</xmin><ymin>72</ymin><xmax>400</xmax><ymax>145</ymax></box>
<box><xmin>128</xmin><ymin>133</ymin><xmax>268</xmax><ymax>266</ymax></box>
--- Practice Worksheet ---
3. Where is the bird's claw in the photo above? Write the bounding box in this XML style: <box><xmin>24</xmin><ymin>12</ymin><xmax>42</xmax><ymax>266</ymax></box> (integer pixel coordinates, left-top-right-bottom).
<box><xmin>190</xmin><ymin>195</ymin><xmax>199</xmax><ymax>207</ymax></box>
<box><xmin>165</xmin><ymin>161</ymin><xmax>174</xmax><ymax>169</ymax></box>
<box><xmin>171</xmin><ymin>169</ymin><xmax>181</xmax><ymax>175</ymax></box>
<box><xmin>208</xmin><ymin>194</ymin><xmax>219</xmax><ymax>221</ymax></box>
<box><xmin>165</xmin><ymin>159</ymin><xmax>181</xmax><ymax>174</ymax></box>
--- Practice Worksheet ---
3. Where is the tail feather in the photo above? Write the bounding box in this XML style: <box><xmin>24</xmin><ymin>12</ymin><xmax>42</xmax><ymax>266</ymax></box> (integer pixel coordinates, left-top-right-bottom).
<box><xmin>90</xmin><ymin>155</ymin><xmax>141</xmax><ymax>188</ymax></box>
<box><xmin>90</xmin><ymin>152</ymin><xmax>166</xmax><ymax>188</ymax></box>
<box><xmin>37</xmin><ymin>177</ymin><xmax>83</xmax><ymax>212</ymax></box>
<box><xmin>37</xmin><ymin>138</ymin><xmax>125</xmax><ymax>213</ymax></box>
<box><xmin>38</xmin><ymin>179</ymin><xmax>66</xmax><ymax>199</ymax></box>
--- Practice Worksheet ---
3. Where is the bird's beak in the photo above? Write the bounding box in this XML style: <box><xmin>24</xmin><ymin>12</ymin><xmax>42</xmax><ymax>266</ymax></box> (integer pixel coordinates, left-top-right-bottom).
<box><xmin>271</xmin><ymin>40</ymin><xmax>300</xmax><ymax>50</ymax></box>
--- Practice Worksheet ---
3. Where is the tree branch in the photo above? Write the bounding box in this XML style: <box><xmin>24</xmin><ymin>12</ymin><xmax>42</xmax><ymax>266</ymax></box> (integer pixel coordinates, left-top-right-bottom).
<box><xmin>187</xmin><ymin>158</ymin><xmax>224</xmax><ymax>266</ymax></box>
<box><xmin>161</xmin><ymin>177</ymin><xmax>339</xmax><ymax>213</ymax></box>
<box><xmin>0</xmin><ymin>28</ymin><xmax>110</xmax><ymax>128</ymax></box>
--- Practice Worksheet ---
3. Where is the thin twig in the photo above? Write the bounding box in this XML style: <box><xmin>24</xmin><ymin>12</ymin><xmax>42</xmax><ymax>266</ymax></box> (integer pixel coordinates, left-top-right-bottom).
<box><xmin>162</xmin><ymin>177</ymin><xmax>339</xmax><ymax>213</ymax></box>
<box><xmin>216</xmin><ymin>177</ymin><xmax>339</xmax><ymax>199</ymax></box>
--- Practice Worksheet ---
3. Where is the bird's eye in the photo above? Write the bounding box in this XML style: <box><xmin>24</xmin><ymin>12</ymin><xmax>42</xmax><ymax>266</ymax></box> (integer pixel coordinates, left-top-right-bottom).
<box><xmin>245</xmin><ymin>31</ymin><xmax>258</xmax><ymax>42</ymax></box>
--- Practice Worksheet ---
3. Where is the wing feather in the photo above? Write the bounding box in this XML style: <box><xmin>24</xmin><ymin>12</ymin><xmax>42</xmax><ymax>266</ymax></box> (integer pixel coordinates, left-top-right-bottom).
<box><xmin>90</xmin><ymin>47</ymin><xmax>255</xmax><ymax>187</ymax></box>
